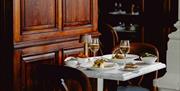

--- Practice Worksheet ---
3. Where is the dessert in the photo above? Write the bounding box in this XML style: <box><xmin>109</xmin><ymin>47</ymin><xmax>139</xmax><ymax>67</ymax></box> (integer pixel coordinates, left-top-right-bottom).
<box><xmin>93</xmin><ymin>59</ymin><xmax>105</xmax><ymax>68</ymax></box>
<box><xmin>77</xmin><ymin>52</ymin><xmax>87</xmax><ymax>58</ymax></box>
<box><xmin>76</xmin><ymin>52</ymin><xmax>89</xmax><ymax>63</ymax></box>
<box><xmin>124</xmin><ymin>63</ymin><xmax>138</xmax><ymax>69</ymax></box>
<box><xmin>112</xmin><ymin>53</ymin><xmax>124</xmax><ymax>59</ymax></box>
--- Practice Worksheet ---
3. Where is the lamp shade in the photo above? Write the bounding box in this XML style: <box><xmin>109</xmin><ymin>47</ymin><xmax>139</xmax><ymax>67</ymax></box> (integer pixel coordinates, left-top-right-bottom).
<box><xmin>80</xmin><ymin>34</ymin><xmax>92</xmax><ymax>43</ymax></box>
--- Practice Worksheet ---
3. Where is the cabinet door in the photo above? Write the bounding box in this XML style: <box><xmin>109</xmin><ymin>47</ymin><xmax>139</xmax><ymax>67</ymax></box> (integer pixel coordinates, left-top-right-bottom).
<box><xmin>13</xmin><ymin>0</ymin><xmax>62</xmax><ymax>42</ymax></box>
<box><xmin>13</xmin><ymin>51</ymin><xmax>60</xmax><ymax>91</ymax></box>
<box><xmin>13</xmin><ymin>0</ymin><xmax>98</xmax><ymax>43</ymax></box>
<box><xmin>62</xmin><ymin>0</ymin><xmax>98</xmax><ymax>32</ymax></box>
<box><xmin>22</xmin><ymin>53</ymin><xmax>58</xmax><ymax>91</ymax></box>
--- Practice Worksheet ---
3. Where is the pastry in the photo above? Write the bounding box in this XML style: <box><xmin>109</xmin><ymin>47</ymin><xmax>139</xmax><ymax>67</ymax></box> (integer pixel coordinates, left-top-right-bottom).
<box><xmin>77</xmin><ymin>52</ymin><xmax>87</xmax><ymax>58</ymax></box>
<box><xmin>124</xmin><ymin>63</ymin><xmax>138</xmax><ymax>69</ymax></box>
<box><xmin>112</xmin><ymin>53</ymin><xmax>124</xmax><ymax>59</ymax></box>
<box><xmin>93</xmin><ymin>59</ymin><xmax>105</xmax><ymax>68</ymax></box>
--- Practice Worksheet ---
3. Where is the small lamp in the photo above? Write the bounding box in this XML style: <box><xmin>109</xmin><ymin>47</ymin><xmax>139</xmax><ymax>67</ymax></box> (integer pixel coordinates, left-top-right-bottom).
<box><xmin>80</xmin><ymin>34</ymin><xmax>92</xmax><ymax>57</ymax></box>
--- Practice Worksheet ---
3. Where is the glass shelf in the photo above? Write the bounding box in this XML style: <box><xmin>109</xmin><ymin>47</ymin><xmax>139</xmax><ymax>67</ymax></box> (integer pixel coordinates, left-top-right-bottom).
<box><xmin>109</xmin><ymin>11</ymin><xmax>140</xmax><ymax>16</ymax></box>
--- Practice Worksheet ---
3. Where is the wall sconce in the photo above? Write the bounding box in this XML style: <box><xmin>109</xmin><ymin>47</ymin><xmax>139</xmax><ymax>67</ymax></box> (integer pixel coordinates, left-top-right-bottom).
<box><xmin>80</xmin><ymin>34</ymin><xmax>92</xmax><ymax>57</ymax></box>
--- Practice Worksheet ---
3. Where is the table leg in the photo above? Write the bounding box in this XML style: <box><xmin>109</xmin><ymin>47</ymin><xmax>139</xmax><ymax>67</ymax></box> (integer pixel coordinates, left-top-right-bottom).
<box><xmin>97</xmin><ymin>78</ymin><xmax>104</xmax><ymax>91</ymax></box>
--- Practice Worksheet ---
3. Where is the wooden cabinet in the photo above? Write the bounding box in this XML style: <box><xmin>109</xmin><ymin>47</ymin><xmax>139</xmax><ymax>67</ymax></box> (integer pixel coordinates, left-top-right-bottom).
<box><xmin>13</xmin><ymin>49</ymin><xmax>62</xmax><ymax>91</ymax></box>
<box><xmin>14</xmin><ymin>0</ymin><xmax>98</xmax><ymax>43</ymax></box>
<box><xmin>12</xmin><ymin>0</ymin><xmax>99</xmax><ymax>91</ymax></box>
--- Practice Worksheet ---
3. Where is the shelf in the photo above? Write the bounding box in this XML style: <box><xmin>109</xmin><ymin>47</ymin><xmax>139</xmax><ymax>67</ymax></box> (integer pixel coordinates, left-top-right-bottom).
<box><xmin>104</xmin><ymin>15</ymin><xmax>143</xmax><ymax>26</ymax></box>
<box><xmin>109</xmin><ymin>11</ymin><xmax>140</xmax><ymax>16</ymax></box>
<box><xmin>113</xmin><ymin>26</ymin><xmax>138</xmax><ymax>33</ymax></box>
<box><xmin>99</xmin><ymin>0</ymin><xmax>144</xmax><ymax>42</ymax></box>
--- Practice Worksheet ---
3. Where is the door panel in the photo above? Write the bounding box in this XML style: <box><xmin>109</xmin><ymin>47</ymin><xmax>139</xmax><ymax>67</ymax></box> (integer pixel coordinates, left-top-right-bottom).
<box><xmin>13</xmin><ymin>0</ymin><xmax>98</xmax><ymax>43</ymax></box>
<box><xmin>21</xmin><ymin>0</ymin><xmax>60</xmax><ymax>34</ymax></box>
<box><xmin>63</xmin><ymin>0</ymin><xmax>92</xmax><ymax>29</ymax></box>
<box><xmin>21</xmin><ymin>52</ymin><xmax>57</xmax><ymax>91</ymax></box>
<box><xmin>22</xmin><ymin>0</ymin><xmax>55</xmax><ymax>31</ymax></box>
<box><xmin>13</xmin><ymin>0</ymin><xmax>62</xmax><ymax>42</ymax></box>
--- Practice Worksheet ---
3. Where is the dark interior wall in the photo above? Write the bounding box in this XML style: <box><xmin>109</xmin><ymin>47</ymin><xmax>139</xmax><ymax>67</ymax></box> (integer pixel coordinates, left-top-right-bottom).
<box><xmin>144</xmin><ymin>0</ymin><xmax>178</xmax><ymax>77</ymax></box>
<box><xmin>98</xmin><ymin>0</ymin><xmax>178</xmax><ymax>77</ymax></box>
<box><xmin>144</xmin><ymin>0</ymin><xmax>178</xmax><ymax>64</ymax></box>
<box><xmin>0</xmin><ymin>0</ymin><xmax>13</xmax><ymax>91</ymax></box>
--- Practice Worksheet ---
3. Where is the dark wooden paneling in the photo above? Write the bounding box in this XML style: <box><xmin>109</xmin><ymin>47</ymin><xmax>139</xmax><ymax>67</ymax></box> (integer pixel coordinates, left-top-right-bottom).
<box><xmin>13</xmin><ymin>0</ymin><xmax>98</xmax><ymax>43</ymax></box>
<box><xmin>63</xmin><ymin>0</ymin><xmax>91</xmax><ymax>27</ymax></box>
<box><xmin>62</xmin><ymin>47</ymin><xmax>84</xmax><ymax>60</ymax></box>
<box><xmin>11</xmin><ymin>0</ymin><xmax>99</xmax><ymax>91</ymax></box>
<box><xmin>13</xmin><ymin>0</ymin><xmax>62</xmax><ymax>42</ymax></box>
<box><xmin>22</xmin><ymin>52</ymin><xmax>58</xmax><ymax>91</ymax></box>
<box><xmin>21</xmin><ymin>40</ymin><xmax>83</xmax><ymax>56</ymax></box>
<box><xmin>22</xmin><ymin>0</ymin><xmax>56</xmax><ymax>31</ymax></box>
<box><xmin>13</xmin><ymin>50</ymin><xmax>62</xmax><ymax>91</ymax></box>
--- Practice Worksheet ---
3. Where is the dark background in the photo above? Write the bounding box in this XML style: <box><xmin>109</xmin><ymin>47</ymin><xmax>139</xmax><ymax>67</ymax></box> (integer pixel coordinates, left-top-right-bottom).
<box><xmin>1</xmin><ymin>0</ymin><xmax>13</xmax><ymax>91</ymax></box>
<box><xmin>98</xmin><ymin>0</ymin><xmax>178</xmax><ymax>77</ymax></box>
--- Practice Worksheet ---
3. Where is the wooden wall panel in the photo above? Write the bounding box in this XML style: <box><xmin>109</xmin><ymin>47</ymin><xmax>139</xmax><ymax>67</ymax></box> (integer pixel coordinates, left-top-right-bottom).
<box><xmin>13</xmin><ymin>0</ymin><xmax>62</xmax><ymax>42</ymax></box>
<box><xmin>12</xmin><ymin>0</ymin><xmax>99</xmax><ymax>90</ymax></box>
<box><xmin>22</xmin><ymin>52</ymin><xmax>58</xmax><ymax>91</ymax></box>
<box><xmin>22</xmin><ymin>0</ymin><xmax>56</xmax><ymax>31</ymax></box>
<box><xmin>63</xmin><ymin>0</ymin><xmax>91</xmax><ymax>27</ymax></box>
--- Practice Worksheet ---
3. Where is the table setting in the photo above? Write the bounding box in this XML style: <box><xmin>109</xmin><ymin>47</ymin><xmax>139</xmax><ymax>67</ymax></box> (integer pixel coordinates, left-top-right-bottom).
<box><xmin>64</xmin><ymin>52</ymin><xmax>159</xmax><ymax>73</ymax></box>
<box><xmin>63</xmin><ymin>39</ymin><xmax>166</xmax><ymax>91</ymax></box>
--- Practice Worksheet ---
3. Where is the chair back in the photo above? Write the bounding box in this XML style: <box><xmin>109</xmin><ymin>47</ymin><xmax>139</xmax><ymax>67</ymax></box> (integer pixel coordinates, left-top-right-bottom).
<box><xmin>112</xmin><ymin>42</ymin><xmax>160</xmax><ymax>89</ymax></box>
<box><xmin>32</xmin><ymin>64</ymin><xmax>92</xmax><ymax>91</ymax></box>
<box><xmin>99</xmin><ymin>23</ymin><xmax>119</xmax><ymax>54</ymax></box>
<box><xmin>112</xmin><ymin>42</ymin><xmax>159</xmax><ymax>61</ymax></box>
<box><xmin>130</xmin><ymin>43</ymin><xmax>159</xmax><ymax>60</ymax></box>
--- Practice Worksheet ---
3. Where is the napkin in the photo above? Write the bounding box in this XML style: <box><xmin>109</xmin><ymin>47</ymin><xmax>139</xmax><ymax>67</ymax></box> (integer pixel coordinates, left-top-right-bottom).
<box><xmin>79</xmin><ymin>61</ymin><xmax>93</xmax><ymax>68</ymax></box>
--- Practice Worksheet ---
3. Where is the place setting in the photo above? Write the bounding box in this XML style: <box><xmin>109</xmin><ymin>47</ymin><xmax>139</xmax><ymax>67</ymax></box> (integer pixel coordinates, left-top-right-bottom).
<box><xmin>63</xmin><ymin>37</ymin><xmax>116</xmax><ymax>71</ymax></box>
<box><xmin>64</xmin><ymin>39</ymin><xmax>158</xmax><ymax>74</ymax></box>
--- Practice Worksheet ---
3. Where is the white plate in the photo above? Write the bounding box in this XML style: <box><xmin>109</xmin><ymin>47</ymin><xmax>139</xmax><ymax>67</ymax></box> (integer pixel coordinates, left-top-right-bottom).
<box><xmin>102</xmin><ymin>54</ymin><xmax>139</xmax><ymax>64</ymax></box>
<box><xmin>87</xmin><ymin>62</ymin><xmax>117</xmax><ymax>71</ymax></box>
<box><xmin>120</xmin><ymin>67</ymin><xmax>139</xmax><ymax>71</ymax></box>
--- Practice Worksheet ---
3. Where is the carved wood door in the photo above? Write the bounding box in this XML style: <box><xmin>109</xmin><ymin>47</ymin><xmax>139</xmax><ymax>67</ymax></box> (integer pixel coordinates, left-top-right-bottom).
<box><xmin>13</xmin><ymin>0</ymin><xmax>98</xmax><ymax>43</ymax></box>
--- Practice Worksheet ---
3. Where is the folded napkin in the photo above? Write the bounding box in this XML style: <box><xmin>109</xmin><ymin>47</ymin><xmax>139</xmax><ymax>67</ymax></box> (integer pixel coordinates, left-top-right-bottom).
<box><xmin>79</xmin><ymin>61</ymin><xmax>93</xmax><ymax>68</ymax></box>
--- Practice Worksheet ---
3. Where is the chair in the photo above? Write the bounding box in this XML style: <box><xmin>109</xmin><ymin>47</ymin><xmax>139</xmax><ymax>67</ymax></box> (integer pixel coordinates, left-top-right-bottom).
<box><xmin>100</xmin><ymin>23</ymin><xmax>159</xmax><ymax>91</ymax></box>
<box><xmin>32</xmin><ymin>64</ymin><xmax>92</xmax><ymax>91</ymax></box>
<box><xmin>113</xmin><ymin>42</ymin><xmax>159</xmax><ymax>91</ymax></box>
<box><xmin>99</xmin><ymin>23</ymin><xmax>119</xmax><ymax>55</ymax></box>
<box><xmin>113</xmin><ymin>42</ymin><xmax>159</xmax><ymax>59</ymax></box>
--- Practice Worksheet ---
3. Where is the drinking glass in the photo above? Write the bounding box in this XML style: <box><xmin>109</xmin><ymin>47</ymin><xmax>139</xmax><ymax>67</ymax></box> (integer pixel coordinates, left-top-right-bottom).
<box><xmin>89</xmin><ymin>38</ymin><xmax>100</xmax><ymax>57</ymax></box>
<box><xmin>119</xmin><ymin>40</ymin><xmax>130</xmax><ymax>58</ymax></box>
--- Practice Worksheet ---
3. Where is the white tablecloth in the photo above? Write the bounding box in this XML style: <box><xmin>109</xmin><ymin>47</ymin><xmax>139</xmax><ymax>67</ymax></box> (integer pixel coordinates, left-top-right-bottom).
<box><xmin>78</xmin><ymin>62</ymin><xmax>166</xmax><ymax>91</ymax></box>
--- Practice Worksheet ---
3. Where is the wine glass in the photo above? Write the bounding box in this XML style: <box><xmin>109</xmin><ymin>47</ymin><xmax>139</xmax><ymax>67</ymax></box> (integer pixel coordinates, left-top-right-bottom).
<box><xmin>119</xmin><ymin>40</ymin><xmax>130</xmax><ymax>58</ymax></box>
<box><xmin>89</xmin><ymin>38</ymin><xmax>100</xmax><ymax>57</ymax></box>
